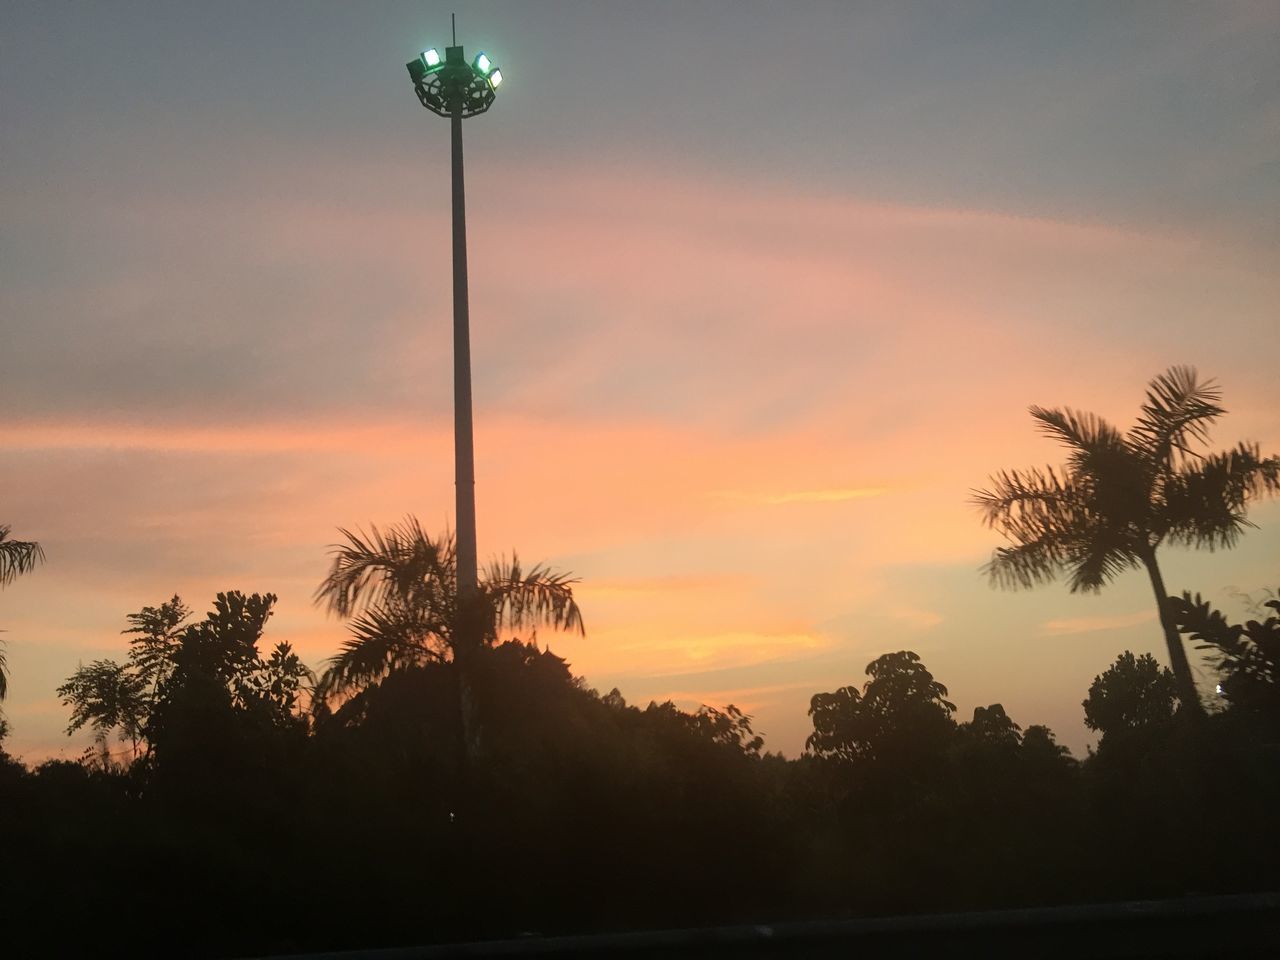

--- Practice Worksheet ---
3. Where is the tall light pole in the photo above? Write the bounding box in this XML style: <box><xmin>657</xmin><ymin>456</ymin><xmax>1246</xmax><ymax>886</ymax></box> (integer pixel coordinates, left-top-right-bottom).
<box><xmin>406</xmin><ymin>31</ymin><xmax>503</xmax><ymax>666</ymax></box>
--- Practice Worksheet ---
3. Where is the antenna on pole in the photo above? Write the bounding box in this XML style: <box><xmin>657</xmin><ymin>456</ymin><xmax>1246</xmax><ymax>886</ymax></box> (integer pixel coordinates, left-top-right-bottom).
<box><xmin>452</xmin><ymin>13</ymin><xmax>456</xmax><ymax>46</ymax></box>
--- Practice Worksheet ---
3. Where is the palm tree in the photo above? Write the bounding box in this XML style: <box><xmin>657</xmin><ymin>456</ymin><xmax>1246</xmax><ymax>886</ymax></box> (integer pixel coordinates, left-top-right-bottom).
<box><xmin>973</xmin><ymin>366</ymin><xmax>1279</xmax><ymax>716</ymax></box>
<box><xmin>0</xmin><ymin>524</ymin><xmax>44</xmax><ymax>703</ymax></box>
<box><xmin>313</xmin><ymin>517</ymin><xmax>584</xmax><ymax>752</ymax></box>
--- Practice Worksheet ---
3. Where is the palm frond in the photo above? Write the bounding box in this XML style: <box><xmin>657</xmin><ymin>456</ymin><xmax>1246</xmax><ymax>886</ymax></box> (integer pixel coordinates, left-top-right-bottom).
<box><xmin>0</xmin><ymin>525</ymin><xmax>44</xmax><ymax>589</ymax></box>
<box><xmin>972</xmin><ymin>466</ymin><xmax>1084</xmax><ymax>543</ymax></box>
<box><xmin>1029</xmin><ymin>406</ymin><xmax>1131</xmax><ymax>480</ymax></box>
<box><xmin>315</xmin><ymin>602</ymin><xmax>448</xmax><ymax>700</ymax></box>
<box><xmin>1127</xmin><ymin>365</ymin><xmax>1224</xmax><ymax>467</ymax></box>
<box><xmin>314</xmin><ymin>517</ymin><xmax>455</xmax><ymax>618</ymax></box>
<box><xmin>1065</xmin><ymin>531</ymin><xmax>1142</xmax><ymax>593</ymax></box>
<box><xmin>482</xmin><ymin>554</ymin><xmax>586</xmax><ymax>639</ymax></box>
<box><xmin>1030</xmin><ymin>406</ymin><xmax>1123</xmax><ymax>455</ymax></box>
<box><xmin>1159</xmin><ymin>442</ymin><xmax>1278</xmax><ymax>551</ymax></box>
<box><xmin>982</xmin><ymin>536</ymin><xmax>1069</xmax><ymax>590</ymax></box>
<box><xmin>0</xmin><ymin>640</ymin><xmax>7</xmax><ymax>701</ymax></box>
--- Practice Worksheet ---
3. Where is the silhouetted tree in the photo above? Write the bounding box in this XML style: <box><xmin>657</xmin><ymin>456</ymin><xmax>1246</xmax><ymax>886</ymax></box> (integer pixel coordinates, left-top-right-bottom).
<box><xmin>314</xmin><ymin>519</ymin><xmax>583</xmax><ymax>695</ymax></box>
<box><xmin>962</xmin><ymin>703</ymin><xmax>1023</xmax><ymax>748</ymax></box>
<box><xmin>806</xmin><ymin>651</ymin><xmax>956</xmax><ymax>763</ymax></box>
<box><xmin>1083</xmin><ymin>650</ymin><xmax>1178</xmax><ymax>743</ymax></box>
<box><xmin>974</xmin><ymin>367</ymin><xmax>1279</xmax><ymax>715</ymax></box>
<box><xmin>58</xmin><ymin>592</ymin><xmax>311</xmax><ymax>765</ymax></box>
<box><xmin>1020</xmin><ymin>724</ymin><xmax>1073</xmax><ymax>766</ymax></box>
<box><xmin>313</xmin><ymin>517</ymin><xmax>583</xmax><ymax>759</ymax></box>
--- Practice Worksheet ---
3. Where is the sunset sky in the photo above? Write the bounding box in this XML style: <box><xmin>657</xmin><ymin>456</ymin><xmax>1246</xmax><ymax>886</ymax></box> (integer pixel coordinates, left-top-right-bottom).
<box><xmin>2</xmin><ymin>1</ymin><xmax>1277</xmax><ymax>761</ymax></box>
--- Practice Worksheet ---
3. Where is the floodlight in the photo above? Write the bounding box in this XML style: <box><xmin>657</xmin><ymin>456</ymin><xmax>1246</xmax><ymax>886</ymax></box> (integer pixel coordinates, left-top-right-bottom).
<box><xmin>409</xmin><ymin>40</ymin><xmax>499</xmax><ymax>118</ymax></box>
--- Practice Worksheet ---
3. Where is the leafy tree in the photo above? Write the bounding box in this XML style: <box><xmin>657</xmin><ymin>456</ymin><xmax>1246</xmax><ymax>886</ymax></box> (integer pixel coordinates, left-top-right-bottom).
<box><xmin>1168</xmin><ymin>589</ymin><xmax>1280</xmax><ymax>729</ymax></box>
<box><xmin>58</xmin><ymin>592</ymin><xmax>311</xmax><ymax>764</ymax></box>
<box><xmin>806</xmin><ymin>650</ymin><xmax>956</xmax><ymax>763</ymax></box>
<box><xmin>1083</xmin><ymin>651</ymin><xmax>1178</xmax><ymax>742</ymax></box>
<box><xmin>974</xmin><ymin>366</ymin><xmax>1279</xmax><ymax>715</ymax></box>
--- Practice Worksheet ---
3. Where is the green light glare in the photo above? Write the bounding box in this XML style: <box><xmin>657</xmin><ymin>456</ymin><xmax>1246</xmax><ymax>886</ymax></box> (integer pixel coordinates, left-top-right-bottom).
<box><xmin>474</xmin><ymin>52</ymin><xmax>492</xmax><ymax>75</ymax></box>
<box><xmin>423</xmin><ymin>48</ymin><xmax>440</xmax><ymax>67</ymax></box>
<box><xmin>489</xmin><ymin>68</ymin><xmax>503</xmax><ymax>88</ymax></box>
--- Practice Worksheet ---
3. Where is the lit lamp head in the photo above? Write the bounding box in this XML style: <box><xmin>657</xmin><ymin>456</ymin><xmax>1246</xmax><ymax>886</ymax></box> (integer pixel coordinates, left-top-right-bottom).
<box><xmin>407</xmin><ymin>41</ymin><xmax>503</xmax><ymax>118</ymax></box>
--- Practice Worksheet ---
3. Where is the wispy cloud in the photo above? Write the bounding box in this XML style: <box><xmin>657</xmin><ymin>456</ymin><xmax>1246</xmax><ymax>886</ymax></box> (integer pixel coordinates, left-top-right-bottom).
<box><xmin>715</xmin><ymin>487</ymin><xmax>887</xmax><ymax>505</ymax></box>
<box><xmin>641</xmin><ymin>681</ymin><xmax>820</xmax><ymax>714</ymax></box>
<box><xmin>574</xmin><ymin>573</ymin><xmax>752</xmax><ymax>599</ymax></box>
<box><xmin>577</xmin><ymin>628</ymin><xmax>833</xmax><ymax>678</ymax></box>
<box><xmin>887</xmin><ymin>606</ymin><xmax>945</xmax><ymax>629</ymax></box>
<box><xmin>1041</xmin><ymin>610</ymin><xmax>1156</xmax><ymax>636</ymax></box>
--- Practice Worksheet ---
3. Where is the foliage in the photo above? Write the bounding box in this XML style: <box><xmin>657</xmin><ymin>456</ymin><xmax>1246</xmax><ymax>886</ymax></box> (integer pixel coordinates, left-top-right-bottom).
<box><xmin>1167</xmin><ymin>589</ymin><xmax>1280</xmax><ymax>727</ymax></box>
<box><xmin>0</xmin><ymin>523</ymin><xmax>44</xmax><ymax>707</ymax></box>
<box><xmin>1082</xmin><ymin>651</ymin><xmax>1178</xmax><ymax>740</ymax></box>
<box><xmin>57</xmin><ymin>660</ymin><xmax>149</xmax><ymax>753</ymax></box>
<box><xmin>806</xmin><ymin>650</ymin><xmax>956</xmax><ymax>763</ymax></box>
<box><xmin>58</xmin><ymin>591</ymin><xmax>312</xmax><ymax>761</ymax></box>
<box><xmin>973</xmin><ymin>366</ymin><xmax>1279</xmax><ymax>712</ymax></box>
<box><xmin>124</xmin><ymin>595</ymin><xmax>191</xmax><ymax>694</ymax></box>
<box><xmin>18</xmin><ymin>621</ymin><xmax>1280</xmax><ymax>957</ymax></box>
<box><xmin>1020</xmin><ymin>724</ymin><xmax>1073</xmax><ymax>764</ymax></box>
<box><xmin>974</xmin><ymin>368</ymin><xmax>1277</xmax><ymax>593</ymax></box>
<box><xmin>963</xmin><ymin>702</ymin><xmax>1023</xmax><ymax>748</ymax></box>
<box><xmin>313</xmin><ymin>518</ymin><xmax>583</xmax><ymax>700</ymax></box>
<box><xmin>0</xmin><ymin>523</ymin><xmax>44</xmax><ymax>590</ymax></box>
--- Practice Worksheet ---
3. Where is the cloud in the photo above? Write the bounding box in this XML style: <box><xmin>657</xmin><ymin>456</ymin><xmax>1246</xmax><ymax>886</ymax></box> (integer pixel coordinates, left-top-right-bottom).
<box><xmin>886</xmin><ymin>607</ymin><xmax>945</xmax><ymax>630</ymax></box>
<box><xmin>3</xmin><ymin>150</ymin><xmax>1278</xmax><ymax>766</ymax></box>
<box><xmin>714</xmin><ymin>488</ymin><xmax>887</xmax><ymax>505</ymax></box>
<box><xmin>568</xmin><ymin>628</ymin><xmax>833</xmax><ymax>679</ymax></box>
<box><xmin>574</xmin><ymin>573</ymin><xmax>752</xmax><ymax>599</ymax></box>
<box><xmin>639</xmin><ymin>681</ymin><xmax>819</xmax><ymax>715</ymax></box>
<box><xmin>1041</xmin><ymin>610</ymin><xmax>1156</xmax><ymax>636</ymax></box>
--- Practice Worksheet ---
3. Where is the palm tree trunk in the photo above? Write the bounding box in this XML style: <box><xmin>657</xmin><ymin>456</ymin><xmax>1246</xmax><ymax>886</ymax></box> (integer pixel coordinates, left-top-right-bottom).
<box><xmin>1140</xmin><ymin>548</ymin><xmax>1205</xmax><ymax>720</ymax></box>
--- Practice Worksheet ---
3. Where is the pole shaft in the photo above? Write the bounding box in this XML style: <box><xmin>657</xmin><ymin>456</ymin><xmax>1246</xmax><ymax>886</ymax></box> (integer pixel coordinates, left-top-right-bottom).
<box><xmin>451</xmin><ymin>106</ymin><xmax>478</xmax><ymax>606</ymax></box>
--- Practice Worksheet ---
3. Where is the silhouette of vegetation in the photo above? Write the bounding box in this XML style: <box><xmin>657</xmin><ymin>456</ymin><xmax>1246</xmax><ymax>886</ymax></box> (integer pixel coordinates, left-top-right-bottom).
<box><xmin>1082</xmin><ymin>650</ymin><xmax>1178</xmax><ymax>745</ymax></box>
<box><xmin>3</xmin><ymin>426</ymin><xmax>1277</xmax><ymax>956</ymax></box>
<box><xmin>57</xmin><ymin>592</ymin><xmax>312</xmax><ymax>767</ymax></box>
<box><xmin>0</xmin><ymin>524</ymin><xmax>43</xmax><ymax>726</ymax></box>
<box><xmin>1169</xmin><ymin>589</ymin><xmax>1280</xmax><ymax>735</ymax></box>
<box><xmin>0</xmin><ymin>523</ymin><xmax>43</xmax><ymax>590</ymax></box>
<box><xmin>314</xmin><ymin>518</ymin><xmax>583</xmax><ymax>692</ymax></box>
<box><xmin>974</xmin><ymin>366</ymin><xmax>1280</xmax><ymax>715</ymax></box>
<box><xmin>0</xmin><ymin>585</ymin><xmax>1274</xmax><ymax>956</ymax></box>
<box><xmin>806</xmin><ymin>650</ymin><xmax>956</xmax><ymax>764</ymax></box>
<box><xmin>313</xmin><ymin>517</ymin><xmax>583</xmax><ymax>762</ymax></box>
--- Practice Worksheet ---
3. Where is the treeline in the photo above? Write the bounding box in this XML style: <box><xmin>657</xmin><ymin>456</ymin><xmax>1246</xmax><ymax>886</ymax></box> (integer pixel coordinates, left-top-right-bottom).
<box><xmin>3</xmin><ymin>365</ymin><xmax>1278</xmax><ymax>957</ymax></box>
<box><xmin>2</xmin><ymin>587</ymin><xmax>1278</xmax><ymax>958</ymax></box>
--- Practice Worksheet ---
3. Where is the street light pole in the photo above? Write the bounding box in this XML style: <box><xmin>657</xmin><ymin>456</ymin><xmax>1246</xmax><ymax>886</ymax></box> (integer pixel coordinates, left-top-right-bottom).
<box><xmin>450</xmin><ymin>97</ymin><xmax>477</xmax><ymax>607</ymax></box>
<box><xmin>406</xmin><ymin>38</ymin><xmax>503</xmax><ymax>656</ymax></box>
